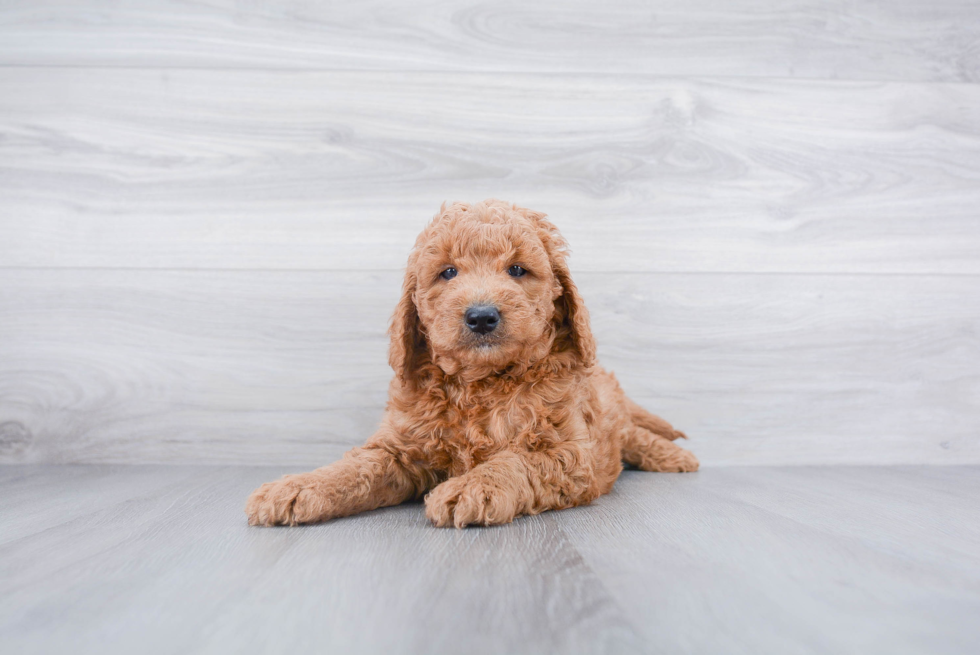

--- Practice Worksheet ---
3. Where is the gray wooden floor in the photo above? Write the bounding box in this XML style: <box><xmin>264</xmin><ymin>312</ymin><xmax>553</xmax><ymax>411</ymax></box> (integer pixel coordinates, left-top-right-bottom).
<box><xmin>1</xmin><ymin>465</ymin><xmax>977</xmax><ymax>655</ymax></box>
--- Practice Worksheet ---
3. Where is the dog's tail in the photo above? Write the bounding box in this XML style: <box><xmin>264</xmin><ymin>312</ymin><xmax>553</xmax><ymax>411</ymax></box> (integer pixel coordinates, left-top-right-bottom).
<box><xmin>626</xmin><ymin>397</ymin><xmax>687</xmax><ymax>441</ymax></box>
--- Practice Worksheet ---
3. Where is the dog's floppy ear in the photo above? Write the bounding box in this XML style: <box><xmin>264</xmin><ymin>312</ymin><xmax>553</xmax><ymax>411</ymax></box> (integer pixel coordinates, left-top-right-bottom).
<box><xmin>550</xmin><ymin>249</ymin><xmax>597</xmax><ymax>367</ymax></box>
<box><xmin>519</xmin><ymin>207</ymin><xmax>597</xmax><ymax>367</ymax></box>
<box><xmin>388</xmin><ymin>265</ymin><xmax>426</xmax><ymax>386</ymax></box>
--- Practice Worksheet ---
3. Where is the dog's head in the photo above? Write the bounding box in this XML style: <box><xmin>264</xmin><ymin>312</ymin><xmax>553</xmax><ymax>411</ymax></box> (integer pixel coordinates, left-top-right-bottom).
<box><xmin>389</xmin><ymin>199</ymin><xmax>596</xmax><ymax>385</ymax></box>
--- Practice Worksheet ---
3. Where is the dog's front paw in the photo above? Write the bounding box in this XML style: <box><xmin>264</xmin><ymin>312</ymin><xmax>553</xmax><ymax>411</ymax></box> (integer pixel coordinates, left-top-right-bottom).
<box><xmin>246</xmin><ymin>475</ymin><xmax>328</xmax><ymax>526</ymax></box>
<box><xmin>246</xmin><ymin>477</ymin><xmax>302</xmax><ymax>526</ymax></box>
<box><xmin>424</xmin><ymin>475</ymin><xmax>520</xmax><ymax>529</ymax></box>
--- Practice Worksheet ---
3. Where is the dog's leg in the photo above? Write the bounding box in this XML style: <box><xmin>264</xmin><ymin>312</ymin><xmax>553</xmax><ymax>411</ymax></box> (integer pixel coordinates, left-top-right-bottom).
<box><xmin>622</xmin><ymin>425</ymin><xmax>699</xmax><ymax>473</ymax></box>
<box><xmin>246</xmin><ymin>445</ymin><xmax>423</xmax><ymax>526</ymax></box>
<box><xmin>425</xmin><ymin>447</ymin><xmax>601</xmax><ymax>528</ymax></box>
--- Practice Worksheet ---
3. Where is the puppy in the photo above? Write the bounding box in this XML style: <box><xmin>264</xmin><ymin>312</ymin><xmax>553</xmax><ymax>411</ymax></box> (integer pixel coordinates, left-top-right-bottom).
<box><xmin>246</xmin><ymin>199</ymin><xmax>698</xmax><ymax>528</ymax></box>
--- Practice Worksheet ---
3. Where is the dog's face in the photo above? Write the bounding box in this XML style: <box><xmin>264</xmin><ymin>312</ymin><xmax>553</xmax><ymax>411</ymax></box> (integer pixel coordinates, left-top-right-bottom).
<box><xmin>413</xmin><ymin>205</ymin><xmax>559</xmax><ymax>374</ymax></box>
<box><xmin>390</xmin><ymin>200</ymin><xmax>596</xmax><ymax>383</ymax></box>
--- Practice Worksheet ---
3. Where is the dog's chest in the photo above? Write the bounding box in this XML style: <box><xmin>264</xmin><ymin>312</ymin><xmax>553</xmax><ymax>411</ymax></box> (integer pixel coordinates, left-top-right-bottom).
<box><xmin>422</xmin><ymin>387</ymin><xmax>538</xmax><ymax>474</ymax></box>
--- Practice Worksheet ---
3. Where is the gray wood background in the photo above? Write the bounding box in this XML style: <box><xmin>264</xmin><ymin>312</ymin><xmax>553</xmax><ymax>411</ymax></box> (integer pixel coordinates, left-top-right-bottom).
<box><xmin>1</xmin><ymin>1</ymin><xmax>978</xmax><ymax>466</ymax></box>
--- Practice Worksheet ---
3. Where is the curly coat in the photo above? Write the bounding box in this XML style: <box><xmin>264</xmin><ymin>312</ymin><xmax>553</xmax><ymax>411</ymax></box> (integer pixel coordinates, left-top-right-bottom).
<box><xmin>246</xmin><ymin>200</ymin><xmax>698</xmax><ymax>528</ymax></box>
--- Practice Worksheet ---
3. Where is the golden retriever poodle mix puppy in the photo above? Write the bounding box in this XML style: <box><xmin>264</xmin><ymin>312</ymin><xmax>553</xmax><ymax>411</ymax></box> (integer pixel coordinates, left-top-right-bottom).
<box><xmin>246</xmin><ymin>199</ymin><xmax>698</xmax><ymax>528</ymax></box>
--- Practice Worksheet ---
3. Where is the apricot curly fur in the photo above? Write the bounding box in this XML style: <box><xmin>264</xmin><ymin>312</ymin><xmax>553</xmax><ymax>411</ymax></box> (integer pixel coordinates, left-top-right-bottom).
<box><xmin>246</xmin><ymin>199</ymin><xmax>698</xmax><ymax>529</ymax></box>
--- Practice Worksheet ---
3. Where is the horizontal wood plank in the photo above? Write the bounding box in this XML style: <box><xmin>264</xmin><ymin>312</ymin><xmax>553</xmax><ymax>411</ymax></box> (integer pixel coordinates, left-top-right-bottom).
<box><xmin>1</xmin><ymin>269</ymin><xmax>976</xmax><ymax>465</ymax></box>
<box><xmin>2</xmin><ymin>69</ymin><xmax>979</xmax><ymax>274</ymax></box>
<box><xmin>0</xmin><ymin>1</ymin><xmax>978</xmax><ymax>82</ymax></box>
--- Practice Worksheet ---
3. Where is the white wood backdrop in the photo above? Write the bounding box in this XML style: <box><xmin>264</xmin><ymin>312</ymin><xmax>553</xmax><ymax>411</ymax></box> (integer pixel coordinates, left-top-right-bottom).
<box><xmin>0</xmin><ymin>1</ymin><xmax>977</xmax><ymax>466</ymax></box>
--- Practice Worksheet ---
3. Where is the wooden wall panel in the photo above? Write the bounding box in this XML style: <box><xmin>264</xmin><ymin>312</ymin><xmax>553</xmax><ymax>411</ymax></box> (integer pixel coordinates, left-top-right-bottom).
<box><xmin>0</xmin><ymin>1</ymin><xmax>978</xmax><ymax>81</ymax></box>
<box><xmin>2</xmin><ymin>69</ymin><xmax>979</xmax><ymax>274</ymax></box>
<box><xmin>1</xmin><ymin>270</ymin><xmax>975</xmax><ymax>465</ymax></box>
<box><xmin>1</xmin><ymin>2</ymin><xmax>977</xmax><ymax>466</ymax></box>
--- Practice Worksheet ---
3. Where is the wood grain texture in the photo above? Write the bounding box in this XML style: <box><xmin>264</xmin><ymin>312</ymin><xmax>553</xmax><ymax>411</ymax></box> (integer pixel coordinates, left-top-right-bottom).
<box><xmin>1</xmin><ymin>269</ymin><xmax>976</xmax><ymax>466</ymax></box>
<box><xmin>2</xmin><ymin>69</ymin><xmax>979</xmax><ymax>273</ymax></box>
<box><xmin>0</xmin><ymin>465</ymin><xmax>644</xmax><ymax>655</ymax></box>
<box><xmin>1</xmin><ymin>1</ymin><xmax>979</xmax><ymax>82</ymax></box>
<box><xmin>1</xmin><ymin>465</ymin><xmax>977</xmax><ymax>654</ymax></box>
<box><xmin>2</xmin><ymin>3</ymin><xmax>979</xmax><ymax>469</ymax></box>
<box><xmin>563</xmin><ymin>466</ymin><xmax>980</xmax><ymax>654</ymax></box>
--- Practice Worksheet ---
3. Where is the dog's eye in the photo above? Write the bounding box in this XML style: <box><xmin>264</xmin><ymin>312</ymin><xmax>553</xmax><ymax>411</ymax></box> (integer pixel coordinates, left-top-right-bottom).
<box><xmin>440</xmin><ymin>267</ymin><xmax>458</xmax><ymax>280</ymax></box>
<box><xmin>508</xmin><ymin>265</ymin><xmax>527</xmax><ymax>277</ymax></box>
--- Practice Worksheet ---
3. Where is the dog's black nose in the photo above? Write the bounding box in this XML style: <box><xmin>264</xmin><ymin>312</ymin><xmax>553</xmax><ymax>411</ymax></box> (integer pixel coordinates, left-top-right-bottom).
<box><xmin>465</xmin><ymin>305</ymin><xmax>500</xmax><ymax>335</ymax></box>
